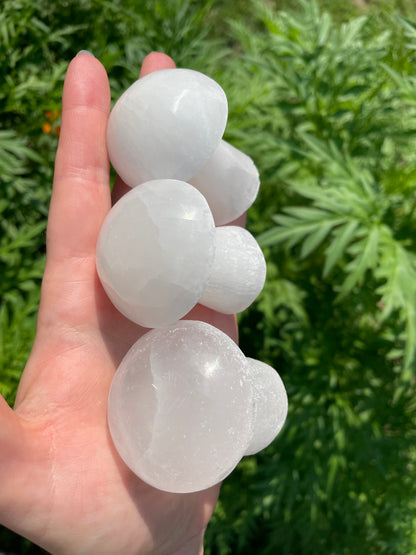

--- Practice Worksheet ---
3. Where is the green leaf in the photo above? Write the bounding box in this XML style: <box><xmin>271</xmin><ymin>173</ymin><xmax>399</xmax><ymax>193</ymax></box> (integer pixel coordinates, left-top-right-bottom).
<box><xmin>338</xmin><ymin>224</ymin><xmax>380</xmax><ymax>296</ymax></box>
<box><xmin>259</xmin><ymin>209</ymin><xmax>341</xmax><ymax>251</ymax></box>
<box><xmin>300</xmin><ymin>219</ymin><xmax>337</xmax><ymax>258</ymax></box>
<box><xmin>317</xmin><ymin>12</ymin><xmax>331</xmax><ymax>47</ymax></box>
<box><xmin>323</xmin><ymin>220</ymin><xmax>361</xmax><ymax>277</ymax></box>
<box><xmin>0</xmin><ymin>221</ymin><xmax>46</xmax><ymax>257</ymax></box>
<box><xmin>376</xmin><ymin>240</ymin><xmax>416</xmax><ymax>370</ymax></box>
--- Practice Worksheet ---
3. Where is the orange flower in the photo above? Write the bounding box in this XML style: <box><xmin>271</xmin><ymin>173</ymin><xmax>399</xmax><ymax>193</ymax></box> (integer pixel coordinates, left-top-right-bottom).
<box><xmin>42</xmin><ymin>122</ymin><xmax>51</xmax><ymax>134</ymax></box>
<box><xmin>45</xmin><ymin>109</ymin><xmax>61</xmax><ymax>121</ymax></box>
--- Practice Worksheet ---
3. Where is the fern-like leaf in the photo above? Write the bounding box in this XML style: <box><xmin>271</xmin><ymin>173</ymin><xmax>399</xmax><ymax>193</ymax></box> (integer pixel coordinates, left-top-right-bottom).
<box><xmin>376</xmin><ymin>236</ymin><xmax>416</xmax><ymax>370</ymax></box>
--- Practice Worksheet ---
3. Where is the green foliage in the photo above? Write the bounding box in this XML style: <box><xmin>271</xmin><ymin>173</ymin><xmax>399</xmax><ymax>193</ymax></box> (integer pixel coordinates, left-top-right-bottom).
<box><xmin>2</xmin><ymin>0</ymin><xmax>416</xmax><ymax>553</ymax></box>
<box><xmin>259</xmin><ymin>137</ymin><xmax>416</xmax><ymax>371</ymax></box>
<box><xmin>249</xmin><ymin>3</ymin><xmax>416</xmax><ymax>371</ymax></box>
<box><xmin>205</xmin><ymin>2</ymin><xmax>416</xmax><ymax>554</ymax></box>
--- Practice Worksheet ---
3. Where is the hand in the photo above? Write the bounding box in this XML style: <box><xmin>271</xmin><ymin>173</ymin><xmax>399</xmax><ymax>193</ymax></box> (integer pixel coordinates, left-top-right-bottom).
<box><xmin>0</xmin><ymin>52</ymin><xmax>237</xmax><ymax>555</ymax></box>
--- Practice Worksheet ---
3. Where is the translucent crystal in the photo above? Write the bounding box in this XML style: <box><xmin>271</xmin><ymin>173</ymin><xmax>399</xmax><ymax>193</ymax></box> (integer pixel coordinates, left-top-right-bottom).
<box><xmin>199</xmin><ymin>226</ymin><xmax>266</xmax><ymax>314</ymax></box>
<box><xmin>108</xmin><ymin>321</ymin><xmax>254</xmax><ymax>493</ymax></box>
<box><xmin>244</xmin><ymin>358</ymin><xmax>288</xmax><ymax>456</ymax></box>
<box><xmin>190</xmin><ymin>140</ymin><xmax>260</xmax><ymax>225</ymax></box>
<box><xmin>96</xmin><ymin>180</ymin><xmax>215</xmax><ymax>328</ymax></box>
<box><xmin>107</xmin><ymin>69</ymin><xmax>228</xmax><ymax>187</ymax></box>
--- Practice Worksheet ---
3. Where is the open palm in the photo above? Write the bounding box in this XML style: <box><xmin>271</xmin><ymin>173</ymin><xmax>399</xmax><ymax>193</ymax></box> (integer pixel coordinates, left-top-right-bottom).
<box><xmin>0</xmin><ymin>52</ymin><xmax>237</xmax><ymax>555</ymax></box>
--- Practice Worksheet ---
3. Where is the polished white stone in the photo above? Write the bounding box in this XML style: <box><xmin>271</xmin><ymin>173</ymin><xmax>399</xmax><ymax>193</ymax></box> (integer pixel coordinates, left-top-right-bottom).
<box><xmin>107</xmin><ymin>69</ymin><xmax>228</xmax><ymax>187</ymax></box>
<box><xmin>199</xmin><ymin>226</ymin><xmax>266</xmax><ymax>314</ymax></box>
<box><xmin>244</xmin><ymin>358</ymin><xmax>288</xmax><ymax>456</ymax></box>
<box><xmin>189</xmin><ymin>140</ymin><xmax>260</xmax><ymax>225</ymax></box>
<box><xmin>108</xmin><ymin>320</ymin><xmax>254</xmax><ymax>493</ymax></box>
<box><xmin>96</xmin><ymin>180</ymin><xmax>215</xmax><ymax>328</ymax></box>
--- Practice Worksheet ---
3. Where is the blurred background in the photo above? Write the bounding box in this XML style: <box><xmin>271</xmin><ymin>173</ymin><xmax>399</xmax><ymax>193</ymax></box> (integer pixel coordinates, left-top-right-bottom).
<box><xmin>1</xmin><ymin>0</ymin><xmax>416</xmax><ymax>553</ymax></box>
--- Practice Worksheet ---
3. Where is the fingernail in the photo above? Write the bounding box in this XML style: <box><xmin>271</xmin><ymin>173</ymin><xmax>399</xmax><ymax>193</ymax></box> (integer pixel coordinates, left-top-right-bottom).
<box><xmin>76</xmin><ymin>50</ymin><xmax>95</xmax><ymax>57</ymax></box>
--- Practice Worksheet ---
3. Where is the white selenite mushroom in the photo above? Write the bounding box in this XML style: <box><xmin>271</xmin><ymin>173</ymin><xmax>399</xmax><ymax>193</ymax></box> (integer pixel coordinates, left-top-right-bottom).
<box><xmin>244</xmin><ymin>358</ymin><xmax>288</xmax><ymax>456</ymax></box>
<box><xmin>96</xmin><ymin>179</ymin><xmax>215</xmax><ymax>328</ymax></box>
<box><xmin>108</xmin><ymin>321</ymin><xmax>254</xmax><ymax>493</ymax></box>
<box><xmin>101</xmin><ymin>67</ymin><xmax>288</xmax><ymax>494</ymax></box>
<box><xmin>107</xmin><ymin>68</ymin><xmax>228</xmax><ymax>187</ymax></box>
<box><xmin>199</xmin><ymin>226</ymin><xmax>266</xmax><ymax>314</ymax></box>
<box><xmin>96</xmin><ymin>181</ymin><xmax>267</xmax><ymax>327</ymax></box>
<box><xmin>190</xmin><ymin>139</ymin><xmax>260</xmax><ymax>225</ymax></box>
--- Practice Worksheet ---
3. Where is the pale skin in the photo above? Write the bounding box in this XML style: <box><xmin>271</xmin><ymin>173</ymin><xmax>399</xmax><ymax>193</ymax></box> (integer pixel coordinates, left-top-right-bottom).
<box><xmin>0</xmin><ymin>52</ymin><xmax>239</xmax><ymax>554</ymax></box>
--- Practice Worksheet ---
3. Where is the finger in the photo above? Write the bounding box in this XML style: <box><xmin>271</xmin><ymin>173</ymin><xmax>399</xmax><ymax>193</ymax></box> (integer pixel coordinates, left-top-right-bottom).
<box><xmin>111</xmin><ymin>176</ymin><xmax>130</xmax><ymax>205</ymax></box>
<box><xmin>185</xmin><ymin>305</ymin><xmax>238</xmax><ymax>343</ymax></box>
<box><xmin>45</xmin><ymin>53</ymin><xmax>111</xmax><ymax>273</ymax></box>
<box><xmin>229</xmin><ymin>213</ymin><xmax>247</xmax><ymax>227</ymax></box>
<box><xmin>111</xmin><ymin>52</ymin><xmax>176</xmax><ymax>204</ymax></box>
<box><xmin>36</xmin><ymin>54</ymin><xmax>111</xmax><ymax>335</ymax></box>
<box><xmin>139</xmin><ymin>51</ymin><xmax>176</xmax><ymax>78</ymax></box>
